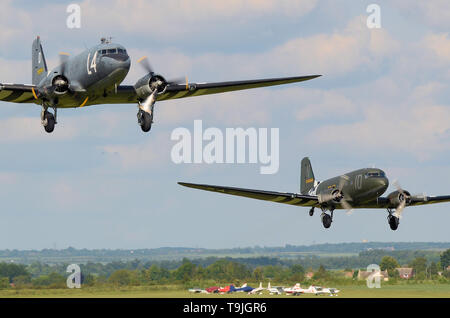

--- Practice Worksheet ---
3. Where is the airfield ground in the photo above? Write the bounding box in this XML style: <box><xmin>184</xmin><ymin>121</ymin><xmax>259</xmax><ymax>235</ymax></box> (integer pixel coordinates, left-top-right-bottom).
<box><xmin>0</xmin><ymin>284</ymin><xmax>449</xmax><ymax>298</ymax></box>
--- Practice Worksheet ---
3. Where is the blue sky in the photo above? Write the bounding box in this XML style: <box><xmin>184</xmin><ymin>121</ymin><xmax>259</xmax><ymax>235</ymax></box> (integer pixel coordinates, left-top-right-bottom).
<box><xmin>0</xmin><ymin>0</ymin><xmax>449</xmax><ymax>249</ymax></box>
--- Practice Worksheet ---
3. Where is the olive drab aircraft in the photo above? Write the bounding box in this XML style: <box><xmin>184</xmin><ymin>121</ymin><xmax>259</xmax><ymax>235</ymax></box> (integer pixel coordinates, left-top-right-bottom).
<box><xmin>179</xmin><ymin>157</ymin><xmax>450</xmax><ymax>230</ymax></box>
<box><xmin>0</xmin><ymin>37</ymin><xmax>321</xmax><ymax>133</ymax></box>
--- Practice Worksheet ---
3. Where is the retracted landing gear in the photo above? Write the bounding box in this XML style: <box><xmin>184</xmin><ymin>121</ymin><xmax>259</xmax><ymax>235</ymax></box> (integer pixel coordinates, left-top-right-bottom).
<box><xmin>387</xmin><ymin>209</ymin><xmax>399</xmax><ymax>231</ymax></box>
<box><xmin>321</xmin><ymin>209</ymin><xmax>333</xmax><ymax>229</ymax></box>
<box><xmin>41</xmin><ymin>106</ymin><xmax>57</xmax><ymax>133</ymax></box>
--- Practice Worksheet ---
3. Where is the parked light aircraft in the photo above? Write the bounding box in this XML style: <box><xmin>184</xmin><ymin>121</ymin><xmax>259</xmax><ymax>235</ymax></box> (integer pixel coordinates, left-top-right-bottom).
<box><xmin>0</xmin><ymin>37</ymin><xmax>320</xmax><ymax>133</ymax></box>
<box><xmin>249</xmin><ymin>282</ymin><xmax>265</xmax><ymax>295</ymax></box>
<box><xmin>179</xmin><ymin>157</ymin><xmax>450</xmax><ymax>230</ymax></box>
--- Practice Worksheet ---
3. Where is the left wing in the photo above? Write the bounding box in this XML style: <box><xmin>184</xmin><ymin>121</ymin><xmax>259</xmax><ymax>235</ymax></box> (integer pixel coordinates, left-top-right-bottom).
<box><xmin>0</xmin><ymin>83</ymin><xmax>37</xmax><ymax>104</ymax></box>
<box><xmin>178</xmin><ymin>182</ymin><xmax>319</xmax><ymax>207</ymax></box>
<box><xmin>89</xmin><ymin>75</ymin><xmax>321</xmax><ymax>105</ymax></box>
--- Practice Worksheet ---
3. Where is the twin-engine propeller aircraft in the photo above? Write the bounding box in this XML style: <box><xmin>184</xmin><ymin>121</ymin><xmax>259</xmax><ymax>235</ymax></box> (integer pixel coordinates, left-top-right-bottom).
<box><xmin>179</xmin><ymin>157</ymin><xmax>450</xmax><ymax>230</ymax></box>
<box><xmin>0</xmin><ymin>36</ymin><xmax>320</xmax><ymax>133</ymax></box>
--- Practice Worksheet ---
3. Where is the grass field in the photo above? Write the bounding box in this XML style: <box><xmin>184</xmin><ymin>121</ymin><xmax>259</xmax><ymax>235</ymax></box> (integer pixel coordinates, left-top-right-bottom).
<box><xmin>1</xmin><ymin>284</ymin><xmax>449</xmax><ymax>298</ymax></box>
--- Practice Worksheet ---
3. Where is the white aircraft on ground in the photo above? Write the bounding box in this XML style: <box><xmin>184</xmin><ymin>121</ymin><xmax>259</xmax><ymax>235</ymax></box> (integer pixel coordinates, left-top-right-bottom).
<box><xmin>249</xmin><ymin>282</ymin><xmax>265</xmax><ymax>295</ymax></box>
<box><xmin>284</xmin><ymin>283</ymin><xmax>304</xmax><ymax>296</ymax></box>
<box><xmin>302</xmin><ymin>285</ymin><xmax>340</xmax><ymax>296</ymax></box>
<box><xmin>267</xmin><ymin>282</ymin><xmax>285</xmax><ymax>295</ymax></box>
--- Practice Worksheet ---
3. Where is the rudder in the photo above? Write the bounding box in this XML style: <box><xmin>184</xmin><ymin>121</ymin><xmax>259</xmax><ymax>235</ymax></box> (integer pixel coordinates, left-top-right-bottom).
<box><xmin>300</xmin><ymin>157</ymin><xmax>315</xmax><ymax>194</ymax></box>
<box><xmin>32</xmin><ymin>36</ymin><xmax>48</xmax><ymax>85</ymax></box>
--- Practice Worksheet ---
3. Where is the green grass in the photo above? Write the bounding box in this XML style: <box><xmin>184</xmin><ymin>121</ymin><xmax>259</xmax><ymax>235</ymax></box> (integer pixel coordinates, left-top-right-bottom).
<box><xmin>1</xmin><ymin>283</ymin><xmax>449</xmax><ymax>298</ymax></box>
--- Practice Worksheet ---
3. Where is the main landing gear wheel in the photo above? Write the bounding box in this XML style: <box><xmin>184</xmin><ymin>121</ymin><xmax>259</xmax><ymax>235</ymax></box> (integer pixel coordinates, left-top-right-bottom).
<box><xmin>43</xmin><ymin>111</ymin><xmax>55</xmax><ymax>133</ymax></box>
<box><xmin>388</xmin><ymin>214</ymin><xmax>399</xmax><ymax>231</ymax></box>
<box><xmin>321</xmin><ymin>213</ymin><xmax>332</xmax><ymax>229</ymax></box>
<box><xmin>137</xmin><ymin>110</ymin><xmax>152</xmax><ymax>132</ymax></box>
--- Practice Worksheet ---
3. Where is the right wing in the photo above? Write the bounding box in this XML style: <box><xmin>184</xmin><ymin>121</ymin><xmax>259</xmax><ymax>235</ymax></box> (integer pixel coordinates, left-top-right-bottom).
<box><xmin>88</xmin><ymin>75</ymin><xmax>321</xmax><ymax>105</ymax></box>
<box><xmin>178</xmin><ymin>182</ymin><xmax>319</xmax><ymax>207</ymax></box>
<box><xmin>0</xmin><ymin>83</ymin><xmax>37</xmax><ymax>104</ymax></box>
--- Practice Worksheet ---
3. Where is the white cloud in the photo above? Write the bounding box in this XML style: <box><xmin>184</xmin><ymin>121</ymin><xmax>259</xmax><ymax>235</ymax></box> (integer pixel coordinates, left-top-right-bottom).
<box><xmin>309</xmin><ymin>102</ymin><xmax>450</xmax><ymax>161</ymax></box>
<box><xmin>81</xmin><ymin>0</ymin><xmax>318</xmax><ymax>37</ymax></box>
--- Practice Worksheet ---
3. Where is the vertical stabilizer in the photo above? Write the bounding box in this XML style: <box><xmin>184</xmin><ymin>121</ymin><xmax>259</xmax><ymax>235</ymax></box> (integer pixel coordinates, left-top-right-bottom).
<box><xmin>300</xmin><ymin>157</ymin><xmax>315</xmax><ymax>194</ymax></box>
<box><xmin>32</xmin><ymin>36</ymin><xmax>48</xmax><ymax>85</ymax></box>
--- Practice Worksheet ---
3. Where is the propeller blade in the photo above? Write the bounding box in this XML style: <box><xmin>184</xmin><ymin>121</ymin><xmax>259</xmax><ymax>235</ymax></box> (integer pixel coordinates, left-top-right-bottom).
<box><xmin>140</xmin><ymin>89</ymin><xmax>157</xmax><ymax>113</ymax></box>
<box><xmin>59</xmin><ymin>52</ymin><xmax>70</xmax><ymax>76</ymax></box>
<box><xmin>137</xmin><ymin>56</ymin><xmax>154</xmax><ymax>74</ymax></box>
<box><xmin>393</xmin><ymin>179</ymin><xmax>405</xmax><ymax>194</ymax></box>
<box><xmin>342</xmin><ymin>198</ymin><xmax>354</xmax><ymax>215</ymax></box>
<box><xmin>393</xmin><ymin>199</ymin><xmax>406</xmax><ymax>218</ymax></box>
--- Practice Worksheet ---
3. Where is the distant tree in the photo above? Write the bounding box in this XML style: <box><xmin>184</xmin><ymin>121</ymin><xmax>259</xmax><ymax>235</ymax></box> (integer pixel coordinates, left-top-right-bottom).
<box><xmin>174</xmin><ymin>259</ymin><xmax>197</xmax><ymax>282</ymax></box>
<box><xmin>0</xmin><ymin>277</ymin><xmax>9</xmax><ymax>289</ymax></box>
<box><xmin>380</xmin><ymin>256</ymin><xmax>400</xmax><ymax>271</ymax></box>
<box><xmin>428</xmin><ymin>262</ymin><xmax>439</xmax><ymax>279</ymax></box>
<box><xmin>108</xmin><ymin>269</ymin><xmax>133</xmax><ymax>286</ymax></box>
<box><xmin>253</xmin><ymin>267</ymin><xmax>263</xmax><ymax>282</ymax></box>
<box><xmin>32</xmin><ymin>272</ymin><xmax>66</xmax><ymax>288</ymax></box>
<box><xmin>0</xmin><ymin>263</ymin><xmax>28</xmax><ymax>282</ymax></box>
<box><xmin>312</xmin><ymin>265</ymin><xmax>329</xmax><ymax>280</ymax></box>
<box><xmin>440</xmin><ymin>249</ymin><xmax>450</xmax><ymax>270</ymax></box>
<box><xmin>290</xmin><ymin>264</ymin><xmax>305</xmax><ymax>282</ymax></box>
<box><xmin>12</xmin><ymin>275</ymin><xmax>31</xmax><ymax>287</ymax></box>
<box><xmin>410</xmin><ymin>257</ymin><xmax>427</xmax><ymax>280</ymax></box>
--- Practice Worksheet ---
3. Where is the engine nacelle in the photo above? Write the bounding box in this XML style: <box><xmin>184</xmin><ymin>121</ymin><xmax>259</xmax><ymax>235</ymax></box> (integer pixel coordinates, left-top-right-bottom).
<box><xmin>51</xmin><ymin>75</ymin><xmax>69</xmax><ymax>94</ymax></box>
<box><xmin>387</xmin><ymin>190</ymin><xmax>411</xmax><ymax>206</ymax></box>
<box><xmin>134</xmin><ymin>73</ymin><xmax>167</xmax><ymax>99</ymax></box>
<box><xmin>318</xmin><ymin>188</ymin><xmax>343</xmax><ymax>204</ymax></box>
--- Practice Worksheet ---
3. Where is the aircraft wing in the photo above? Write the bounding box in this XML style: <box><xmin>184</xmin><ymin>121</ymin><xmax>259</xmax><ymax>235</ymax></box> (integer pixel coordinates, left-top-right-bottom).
<box><xmin>90</xmin><ymin>75</ymin><xmax>321</xmax><ymax>105</ymax></box>
<box><xmin>360</xmin><ymin>195</ymin><xmax>450</xmax><ymax>209</ymax></box>
<box><xmin>158</xmin><ymin>75</ymin><xmax>321</xmax><ymax>101</ymax></box>
<box><xmin>178</xmin><ymin>182</ymin><xmax>319</xmax><ymax>207</ymax></box>
<box><xmin>0</xmin><ymin>83</ymin><xmax>37</xmax><ymax>104</ymax></box>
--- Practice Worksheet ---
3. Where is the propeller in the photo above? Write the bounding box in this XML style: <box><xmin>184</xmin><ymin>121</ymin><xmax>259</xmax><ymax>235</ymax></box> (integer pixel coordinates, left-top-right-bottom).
<box><xmin>392</xmin><ymin>180</ymin><xmax>409</xmax><ymax>218</ymax></box>
<box><xmin>33</xmin><ymin>52</ymin><xmax>71</xmax><ymax>99</ymax></box>
<box><xmin>58</xmin><ymin>52</ymin><xmax>70</xmax><ymax>78</ymax></box>
<box><xmin>137</xmin><ymin>55</ymin><xmax>154</xmax><ymax>74</ymax></box>
<box><xmin>136</xmin><ymin>55</ymin><xmax>187</xmax><ymax>117</ymax></box>
<box><xmin>318</xmin><ymin>175</ymin><xmax>354</xmax><ymax>215</ymax></box>
<box><xmin>137</xmin><ymin>55</ymin><xmax>187</xmax><ymax>88</ymax></box>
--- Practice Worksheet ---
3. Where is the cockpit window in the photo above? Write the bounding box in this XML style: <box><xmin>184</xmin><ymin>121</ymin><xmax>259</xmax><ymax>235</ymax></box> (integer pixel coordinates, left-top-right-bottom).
<box><xmin>366</xmin><ymin>171</ymin><xmax>385</xmax><ymax>178</ymax></box>
<box><xmin>101</xmin><ymin>49</ymin><xmax>107</xmax><ymax>54</ymax></box>
<box><xmin>107</xmin><ymin>49</ymin><xmax>117</xmax><ymax>54</ymax></box>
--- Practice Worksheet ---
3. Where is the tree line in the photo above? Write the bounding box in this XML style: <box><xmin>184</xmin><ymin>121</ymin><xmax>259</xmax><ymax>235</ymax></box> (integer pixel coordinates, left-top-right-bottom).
<box><xmin>0</xmin><ymin>249</ymin><xmax>449</xmax><ymax>289</ymax></box>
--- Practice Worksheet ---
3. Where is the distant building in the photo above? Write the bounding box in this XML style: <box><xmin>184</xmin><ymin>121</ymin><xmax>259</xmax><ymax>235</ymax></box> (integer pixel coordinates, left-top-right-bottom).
<box><xmin>396</xmin><ymin>267</ymin><xmax>414</xmax><ymax>279</ymax></box>
<box><xmin>342</xmin><ymin>270</ymin><xmax>354</xmax><ymax>279</ymax></box>
<box><xmin>358</xmin><ymin>270</ymin><xmax>389</xmax><ymax>281</ymax></box>
<box><xmin>305</xmin><ymin>272</ymin><xmax>314</xmax><ymax>280</ymax></box>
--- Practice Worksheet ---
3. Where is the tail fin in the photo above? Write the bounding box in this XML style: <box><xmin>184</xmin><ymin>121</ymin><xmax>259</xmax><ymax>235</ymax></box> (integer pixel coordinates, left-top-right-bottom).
<box><xmin>32</xmin><ymin>36</ymin><xmax>48</xmax><ymax>85</ymax></box>
<box><xmin>300</xmin><ymin>157</ymin><xmax>315</xmax><ymax>194</ymax></box>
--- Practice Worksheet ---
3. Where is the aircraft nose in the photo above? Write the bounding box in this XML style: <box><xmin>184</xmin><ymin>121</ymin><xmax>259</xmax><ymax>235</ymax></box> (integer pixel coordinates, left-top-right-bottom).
<box><xmin>376</xmin><ymin>176</ymin><xmax>389</xmax><ymax>192</ymax></box>
<box><xmin>116</xmin><ymin>56</ymin><xmax>131</xmax><ymax>71</ymax></box>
